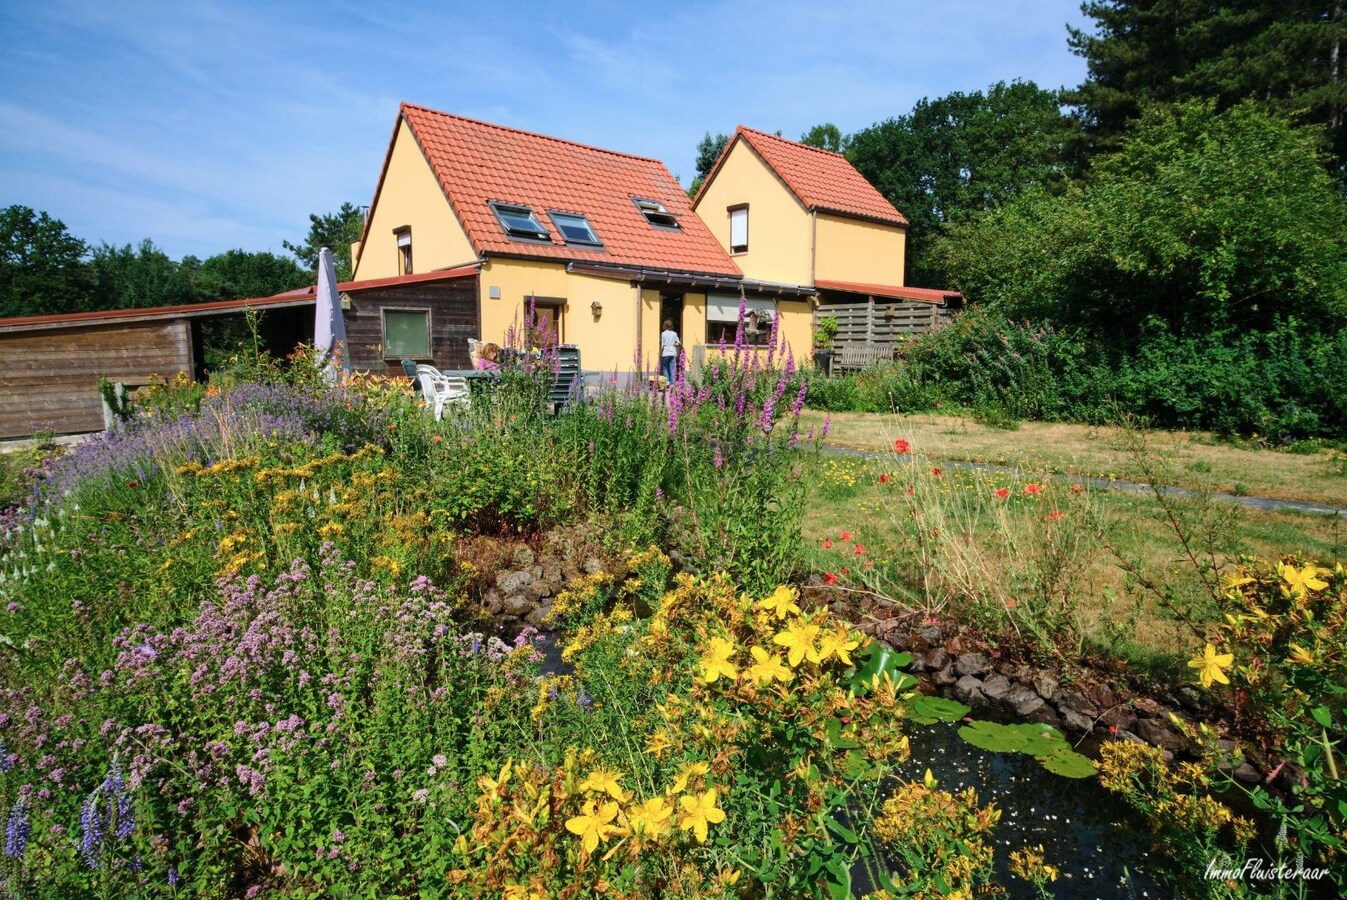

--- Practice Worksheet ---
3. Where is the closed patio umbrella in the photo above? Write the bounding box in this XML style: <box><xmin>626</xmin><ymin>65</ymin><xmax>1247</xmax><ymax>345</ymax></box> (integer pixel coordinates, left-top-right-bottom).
<box><xmin>314</xmin><ymin>247</ymin><xmax>350</xmax><ymax>381</ymax></box>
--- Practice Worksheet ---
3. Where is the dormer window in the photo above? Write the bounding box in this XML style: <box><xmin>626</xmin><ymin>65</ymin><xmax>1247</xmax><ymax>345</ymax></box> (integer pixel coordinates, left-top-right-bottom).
<box><xmin>490</xmin><ymin>202</ymin><xmax>551</xmax><ymax>241</ymax></box>
<box><xmin>549</xmin><ymin>211</ymin><xmax>602</xmax><ymax>247</ymax></box>
<box><xmin>633</xmin><ymin>198</ymin><xmax>680</xmax><ymax>230</ymax></box>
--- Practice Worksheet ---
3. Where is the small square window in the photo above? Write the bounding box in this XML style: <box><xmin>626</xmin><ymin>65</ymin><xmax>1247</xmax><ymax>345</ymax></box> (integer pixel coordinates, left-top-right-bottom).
<box><xmin>383</xmin><ymin>308</ymin><xmax>431</xmax><ymax>359</ymax></box>
<box><xmin>490</xmin><ymin>202</ymin><xmax>551</xmax><ymax>241</ymax></box>
<box><xmin>549</xmin><ymin>211</ymin><xmax>602</xmax><ymax>246</ymax></box>
<box><xmin>633</xmin><ymin>197</ymin><xmax>680</xmax><ymax>230</ymax></box>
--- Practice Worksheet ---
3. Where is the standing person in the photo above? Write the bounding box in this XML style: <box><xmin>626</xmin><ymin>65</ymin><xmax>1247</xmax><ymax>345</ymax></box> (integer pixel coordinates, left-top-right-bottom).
<box><xmin>659</xmin><ymin>319</ymin><xmax>680</xmax><ymax>388</ymax></box>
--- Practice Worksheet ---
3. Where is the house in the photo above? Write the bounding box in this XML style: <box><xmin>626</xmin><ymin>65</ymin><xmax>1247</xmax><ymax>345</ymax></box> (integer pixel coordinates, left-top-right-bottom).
<box><xmin>692</xmin><ymin>127</ymin><xmax>961</xmax><ymax>365</ymax></box>
<box><xmin>350</xmin><ymin>104</ymin><xmax>815</xmax><ymax>377</ymax></box>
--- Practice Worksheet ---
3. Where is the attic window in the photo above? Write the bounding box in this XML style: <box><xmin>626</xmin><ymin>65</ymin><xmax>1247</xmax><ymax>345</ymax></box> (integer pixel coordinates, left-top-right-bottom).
<box><xmin>549</xmin><ymin>211</ymin><xmax>602</xmax><ymax>247</ymax></box>
<box><xmin>633</xmin><ymin>198</ymin><xmax>680</xmax><ymax>230</ymax></box>
<box><xmin>490</xmin><ymin>202</ymin><xmax>551</xmax><ymax>242</ymax></box>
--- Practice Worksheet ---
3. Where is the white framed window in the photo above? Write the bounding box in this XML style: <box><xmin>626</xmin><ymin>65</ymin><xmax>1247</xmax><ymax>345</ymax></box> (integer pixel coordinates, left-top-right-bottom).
<box><xmin>549</xmin><ymin>211</ymin><xmax>602</xmax><ymax>246</ymax></box>
<box><xmin>489</xmin><ymin>202</ymin><xmax>551</xmax><ymax>241</ymax></box>
<box><xmin>382</xmin><ymin>308</ymin><xmax>431</xmax><ymax>359</ymax></box>
<box><xmin>706</xmin><ymin>293</ymin><xmax>776</xmax><ymax>345</ymax></box>
<box><xmin>729</xmin><ymin>205</ymin><xmax>748</xmax><ymax>254</ymax></box>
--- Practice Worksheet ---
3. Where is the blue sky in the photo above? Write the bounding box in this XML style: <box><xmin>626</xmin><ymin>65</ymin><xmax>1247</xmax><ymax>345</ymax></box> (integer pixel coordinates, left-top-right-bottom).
<box><xmin>0</xmin><ymin>0</ymin><xmax>1091</xmax><ymax>263</ymax></box>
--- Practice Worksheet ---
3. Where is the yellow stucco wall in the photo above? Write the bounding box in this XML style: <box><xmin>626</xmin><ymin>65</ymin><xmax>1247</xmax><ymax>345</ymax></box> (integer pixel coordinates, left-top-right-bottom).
<box><xmin>813</xmin><ymin>213</ymin><xmax>906</xmax><ymax>287</ymax></box>
<box><xmin>478</xmin><ymin>259</ymin><xmax>642</xmax><ymax>374</ymax></box>
<box><xmin>353</xmin><ymin>118</ymin><xmax>478</xmax><ymax>280</ymax></box>
<box><xmin>693</xmin><ymin>140</ymin><xmax>812</xmax><ymax>286</ymax></box>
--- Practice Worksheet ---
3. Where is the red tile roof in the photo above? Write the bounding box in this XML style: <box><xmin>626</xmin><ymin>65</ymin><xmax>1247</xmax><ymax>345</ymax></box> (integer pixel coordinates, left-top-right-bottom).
<box><xmin>398</xmin><ymin>104</ymin><xmax>741</xmax><ymax>277</ymax></box>
<box><xmin>814</xmin><ymin>279</ymin><xmax>961</xmax><ymax>304</ymax></box>
<box><xmin>697</xmin><ymin>127</ymin><xmax>907</xmax><ymax>227</ymax></box>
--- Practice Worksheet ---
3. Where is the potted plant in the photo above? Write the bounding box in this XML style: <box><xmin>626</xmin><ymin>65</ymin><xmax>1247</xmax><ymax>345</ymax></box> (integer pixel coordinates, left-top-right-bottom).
<box><xmin>812</xmin><ymin>316</ymin><xmax>839</xmax><ymax>377</ymax></box>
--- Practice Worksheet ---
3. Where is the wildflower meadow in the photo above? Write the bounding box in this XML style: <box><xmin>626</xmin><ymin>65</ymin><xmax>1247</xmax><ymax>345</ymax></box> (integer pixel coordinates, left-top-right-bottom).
<box><xmin>0</xmin><ymin>311</ymin><xmax>1343</xmax><ymax>897</ymax></box>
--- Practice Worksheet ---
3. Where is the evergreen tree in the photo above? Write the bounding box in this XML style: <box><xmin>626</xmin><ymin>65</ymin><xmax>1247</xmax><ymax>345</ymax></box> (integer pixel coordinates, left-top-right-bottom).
<box><xmin>283</xmin><ymin>202</ymin><xmax>364</xmax><ymax>281</ymax></box>
<box><xmin>0</xmin><ymin>205</ymin><xmax>92</xmax><ymax>318</ymax></box>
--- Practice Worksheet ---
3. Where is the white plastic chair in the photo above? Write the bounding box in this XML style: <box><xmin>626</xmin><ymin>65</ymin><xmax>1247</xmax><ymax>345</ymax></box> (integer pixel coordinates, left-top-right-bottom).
<box><xmin>415</xmin><ymin>364</ymin><xmax>469</xmax><ymax>421</ymax></box>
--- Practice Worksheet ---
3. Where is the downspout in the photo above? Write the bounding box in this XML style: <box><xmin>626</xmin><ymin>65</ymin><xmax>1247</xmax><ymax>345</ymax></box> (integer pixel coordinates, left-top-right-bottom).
<box><xmin>810</xmin><ymin>209</ymin><xmax>818</xmax><ymax>287</ymax></box>
<box><xmin>633</xmin><ymin>273</ymin><xmax>646</xmax><ymax>376</ymax></box>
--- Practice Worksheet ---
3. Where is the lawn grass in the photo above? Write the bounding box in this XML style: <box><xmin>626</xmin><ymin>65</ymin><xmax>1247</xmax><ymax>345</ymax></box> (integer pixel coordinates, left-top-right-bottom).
<box><xmin>802</xmin><ymin>410</ymin><xmax>1347</xmax><ymax>507</ymax></box>
<box><xmin>801</xmin><ymin>448</ymin><xmax>1347</xmax><ymax>669</ymax></box>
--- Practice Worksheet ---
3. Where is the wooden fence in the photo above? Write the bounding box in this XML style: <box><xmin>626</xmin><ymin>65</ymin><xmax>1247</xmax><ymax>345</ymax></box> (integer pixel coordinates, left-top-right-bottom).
<box><xmin>816</xmin><ymin>299</ymin><xmax>955</xmax><ymax>373</ymax></box>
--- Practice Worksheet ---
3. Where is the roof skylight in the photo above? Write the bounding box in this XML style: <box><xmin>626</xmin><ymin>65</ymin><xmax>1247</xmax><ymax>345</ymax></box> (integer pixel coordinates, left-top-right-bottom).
<box><xmin>489</xmin><ymin>202</ymin><xmax>551</xmax><ymax>241</ymax></box>
<box><xmin>633</xmin><ymin>198</ymin><xmax>680</xmax><ymax>230</ymax></box>
<box><xmin>549</xmin><ymin>211</ymin><xmax>602</xmax><ymax>246</ymax></box>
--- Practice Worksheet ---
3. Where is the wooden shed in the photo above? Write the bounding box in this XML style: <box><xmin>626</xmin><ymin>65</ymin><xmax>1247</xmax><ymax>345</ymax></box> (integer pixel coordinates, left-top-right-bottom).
<box><xmin>0</xmin><ymin>267</ymin><xmax>480</xmax><ymax>440</ymax></box>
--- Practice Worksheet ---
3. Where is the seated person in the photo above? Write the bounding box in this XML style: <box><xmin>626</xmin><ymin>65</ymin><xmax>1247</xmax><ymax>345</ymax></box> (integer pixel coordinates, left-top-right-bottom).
<box><xmin>475</xmin><ymin>342</ymin><xmax>502</xmax><ymax>371</ymax></box>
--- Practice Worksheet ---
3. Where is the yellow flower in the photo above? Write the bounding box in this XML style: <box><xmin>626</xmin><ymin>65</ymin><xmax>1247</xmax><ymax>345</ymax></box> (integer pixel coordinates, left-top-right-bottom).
<box><xmin>757</xmin><ymin>585</ymin><xmax>801</xmax><ymax>620</ymax></box>
<box><xmin>815</xmin><ymin>627</ymin><xmax>860</xmax><ymax>666</ymax></box>
<box><xmin>773</xmin><ymin>620</ymin><xmax>821</xmax><ymax>668</ymax></box>
<box><xmin>696</xmin><ymin>635</ymin><xmax>738</xmax><ymax>685</ymax></box>
<box><xmin>1279</xmin><ymin>562</ymin><xmax>1329</xmax><ymax>599</ymax></box>
<box><xmin>1188</xmin><ymin>643</ymin><xmax>1234</xmax><ymax>689</ymax></box>
<box><xmin>627</xmin><ymin>796</ymin><xmax>673</xmax><ymax>839</ymax></box>
<box><xmin>668</xmin><ymin>761</ymin><xmax>710</xmax><ymax>794</ymax></box>
<box><xmin>678</xmin><ymin>788</ymin><xmax>726</xmax><ymax>843</ymax></box>
<box><xmin>746</xmin><ymin>646</ymin><xmax>793</xmax><ymax>686</ymax></box>
<box><xmin>477</xmin><ymin>759</ymin><xmax>513</xmax><ymax>800</ymax></box>
<box><xmin>577</xmin><ymin>768</ymin><xmax>629</xmax><ymax>802</ymax></box>
<box><xmin>1288</xmin><ymin>643</ymin><xmax>1316</xmax><ymax>665</ymax></box>
<box><xmin>565</xmin><ymin>800</ymin><xmax>620</xmax><ymax>854</ymax></box>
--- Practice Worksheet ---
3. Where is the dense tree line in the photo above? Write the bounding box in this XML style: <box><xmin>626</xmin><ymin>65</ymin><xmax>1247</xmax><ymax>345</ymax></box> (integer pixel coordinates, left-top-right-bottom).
<box><xmin>0</xmin><ymin>203</ymin><xmax>363</xmax><ymax>320</ymax></box>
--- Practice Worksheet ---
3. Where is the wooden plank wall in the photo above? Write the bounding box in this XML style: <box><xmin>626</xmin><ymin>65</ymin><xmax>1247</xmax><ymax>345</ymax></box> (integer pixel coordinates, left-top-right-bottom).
<box><xmin>0</xmin><ymin>320</ymin><xmax>192</xmax><ymax>438</ymax></box>
<box><xmin>816</xmin><ymin>298</ymin><xmax>946</xmax><ymax>350</ymax></box>
<box><xmin>342</xmin><ymin>277</ymin><xmax>479</xmax><ymax>375</ymax></box>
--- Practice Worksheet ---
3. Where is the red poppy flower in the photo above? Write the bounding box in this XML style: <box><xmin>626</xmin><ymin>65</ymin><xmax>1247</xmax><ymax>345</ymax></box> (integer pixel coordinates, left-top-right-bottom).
<box><xmin>879</xmin><ymin>473</ymin><xmax>889</xmax><ymax>483</ymax></box>
<box><xmin>839</xmin><ymin>567</ymin><xmax>849</xmax><ymax>577</ymax></box>
<box><xmin>1072</xmin><ymin>483</ymin><xmax>1083</xmax><ymax>493</ymax></box>
<box><xmin>127</xmin><ymin>481</ymin><xmax>139</xmax><ymax>489</ymax></box>
<box><xmin>1025</xmin><ymin>482</ymin><xmax>1042</xmax><ymax>495</ymax></box>
<box><xmin>823</xmin><ymin>572</ymin><xmax>839</xmax><ymax>585</ymax></box>
<box><xmin>1005</xmin><ymin>598</ymin><xmax>1017</xmax><ymax>609</ymax></box>
<box><xmin>906</xmin><ymin>486</ymin><xmax>915</xmax><ymax>495</ymax></box>
<box><xmin>1048</xmin><ymin>511</ymin><xmax>1064</xmax><ymax>521</ymax></box>
<box><xmin>822</xmin><ymin>538</ymin><xmax>833</xmax><ymax>550</ymax></box>
<box><xmin>1108</xmin><ymin>725</ymin><xmax>1119</xmax><ymax>736</ymax></box>
<box><xmin>994</xmin><ymin>487</ymin><xmax>1009</xmax><ymax>499</ymax></box>
<box><xmin>839</xmin><ymin>530</ymin><xmax>852</xmax><ymax>542</ymax></box>
<box><xmin>931</xmin><ymin>467</ymin><xmax>942</xmax><ymax>477</ymax></box>
<box><xmin>864</xmin><ymin>560</ymin><xmax>874</xmax><ymax>569</ymax></box>
<box><xmin>854</xmin><ymin>544</ymin><xmax>866</xmax><ymax>555</ymax></box>
<box><xmin>894</xmin><ymin>439</ymin><xmax>911</xmax><ymax>454</ymax></box>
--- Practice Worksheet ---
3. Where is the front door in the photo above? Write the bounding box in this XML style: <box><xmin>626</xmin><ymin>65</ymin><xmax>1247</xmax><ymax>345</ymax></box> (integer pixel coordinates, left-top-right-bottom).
<box><xmin>660</xmin><ymin>293</ymin><xmax>684</xmax><ymax>339</ymax></box>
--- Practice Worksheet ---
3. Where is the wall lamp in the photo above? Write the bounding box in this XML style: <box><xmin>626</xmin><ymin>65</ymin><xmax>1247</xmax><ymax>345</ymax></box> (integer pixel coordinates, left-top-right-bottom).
<box><xmin>590</xmin><ymin>300</ymin><xmax>603</xmax><ymax>317</ymax></box>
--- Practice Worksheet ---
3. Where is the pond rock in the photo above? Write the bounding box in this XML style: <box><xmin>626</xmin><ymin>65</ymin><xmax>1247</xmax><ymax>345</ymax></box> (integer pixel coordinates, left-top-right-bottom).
<box><xmin>953</xmin><ymin>674</ymin><xmax>985</xmax><ymax>703</ymax></box>
<box><xmin>1057</xmin><ymin>688</ymin><xmax>1098</xmax><ymax>717</ymax></box>
<box><xmin>955</xmin><ymin>652</ymin><xmax>990</xmax><ymax>677</ymax></box>
<box><xmin>1032</xmin><ymin>672</ymin><xmax>1060</xmax><ymax>702</ymax></box>
<box><xmin>1234</xmin><ymin>763</ymin><xmax>1262</xmax><ymax>784</ymax></box>
<box><xmin>923</xmin><ymin>647</ymin><xmax>950</xmax><ymax>673</ymax></box>
<box><xmin>1135</xmin><ymin>717</ymin><xmax>1190</xmax><ymax>754</ymax></box>
<box><xmin>1025</xmin><ymin>703</ymin><xmax>1062</xmax><ymax>730</ymax></box>
<box><xmin>1099</xmin><ymin>707</ymin><xmax>1137</xmax><ymax>733</ymax></box>
<box><xmin>980</xmin><ymin>674</ymin><xmax>1012</xmax><ymax>702</ymax></box>
<box><xmin>497</xmin><ymin>570</ymin><xmax>535</xmax><ymax>594</ymax></box>
<box><xmin>1004</xmin><ymin>684</ymin><xmax>1045</xmax><ymax>718</ymax></box>
<box><xmin>931</xmin><ymin>662</ymin><xmax>958</xmax><ymax>688</ymax></box>
<box><xmin>1060</xmin><ymin>707</ymin><xmax>1095</xmax><ymax>735</ymax></box>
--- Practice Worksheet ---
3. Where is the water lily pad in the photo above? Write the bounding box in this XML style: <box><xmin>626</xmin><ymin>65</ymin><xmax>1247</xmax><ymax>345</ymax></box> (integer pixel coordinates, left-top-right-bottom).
<box><xmin>908</xmin><ymin>694</ymin><xmax>970</xmax><ymax>724</ymax></box>
<box><xmin>848</xmin><ymin>645</ymin><xmax>912</xmax><ymax>694</ymax></box>
<box><xmin>957</xmin><ymin>720</ymin><xmax>1029</xmax><ymax>753</ymax></box>
<box><xmin>1040</xmin><ymin>748</ymin><xmax>1099</xmax><ymax>779</ymax></box>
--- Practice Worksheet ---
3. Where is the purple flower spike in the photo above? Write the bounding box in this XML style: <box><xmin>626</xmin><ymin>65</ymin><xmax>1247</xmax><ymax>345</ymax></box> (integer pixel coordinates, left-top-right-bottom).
<box><xmin>5</xmin><ymin>800</ymin><xmax>30</xmax><ymax>860</ymax></box>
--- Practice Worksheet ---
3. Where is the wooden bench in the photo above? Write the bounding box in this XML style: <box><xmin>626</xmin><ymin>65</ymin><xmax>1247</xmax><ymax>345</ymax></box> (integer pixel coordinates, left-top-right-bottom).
<box><xmin>833</xmin><ymin>344</ymin><xmax>894</xmax><ymax>374</ymax></box>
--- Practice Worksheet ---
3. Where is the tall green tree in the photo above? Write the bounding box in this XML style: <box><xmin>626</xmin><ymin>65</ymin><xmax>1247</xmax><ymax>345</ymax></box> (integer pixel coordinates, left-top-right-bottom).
<box><xmin>687</xmin><ymin>132</ymin><xmax>730</xmax><ymax>197</ymax></box>
<box><xmin>800</xmin><ymin>123</ymin><xmax>845</xmax><ymax>152</ymax></box>
<box><xmin>1066</xmin><ymin>1</ymin><xmax>1347</xmax><ymax>170</ymax></box>
<box><xmin>190</xmin><ymin>249</ymin><xmax>309</xmax><ymax>301</ymax></box>
<box><xmin>283</xmin><ymin>202</ymin><xmax>364</xmax><ymax>282</ymax></box>
<box><xmin>88</xmin><ymin>239</ymin><xmax>195</xmax><ymax>310</ymax></box>
<box><xmin>0</xmin><ymin>205</ymin><xmax>92</xmax><ymax>318</ymax></box>
<box><xmin>845</xmin><ymin>80</ymin><xmax>1077</xmax><ymax>286</ymax></box>
<box><xmin>934</xmin><ymin>101</ymin><xmax>1347</xmax><ymax>337</ymax></box>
